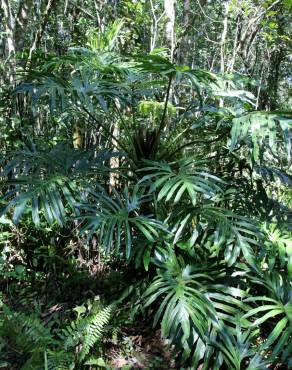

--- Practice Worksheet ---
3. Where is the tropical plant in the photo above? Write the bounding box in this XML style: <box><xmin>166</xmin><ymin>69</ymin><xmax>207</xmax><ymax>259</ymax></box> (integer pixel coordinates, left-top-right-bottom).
<box><xmin>0</xmin><ymin>6</ymin><xmax>291</xmax><ymax>369</ymax></box>
<box><xmin>210</xmin><ymin>324</ymin><xmax>268</xmax><ymax>370</ymax></box>
<box><xmin>244</xmin><ymin>271</ymin><xmax>292</xmax><ymax>366</ymax></box>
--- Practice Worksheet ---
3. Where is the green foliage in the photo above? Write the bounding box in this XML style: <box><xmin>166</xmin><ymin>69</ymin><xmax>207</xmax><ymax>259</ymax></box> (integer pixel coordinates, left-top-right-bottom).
<box><xmin>140</xmin><ymin>158</ymin><xmax>224</xmax><ymax>206</ymax></box>
<box><xmin>210</xmin><ymin>325</ymin><xmax>268</xmax><ymax>370</ymax></box>
<box><xmin>244</xmin><ymin>272</ymin><xmax>292</xmax><ymax>365</ymax></box>
<box><xmin>229</xmin><ymin>111</ymin><xmax>292</xmax><ymax>163</ymax></box>
<box><xmin>144</xmin><ymin>248</ymin><xmax>215</xmax><ymax>342</ymax></box>
<box><xmin>200</xmin><ymin>206</ymin><xmax>262</xmax><ymax>266</ymax></box>
<box><xmin>61</xmin><ymin>305</ymin><xmax>112</xmax><ymax>362</ymax></box>
<box><xmin>79</xmin><ymin>186</ymin><xmax>167</xmax><ymax>258</ymax></box>
<box><xmin>86</xmin><ymin>20</ymin><xmax>125</xmax><ymax>52</ymax></box>
<box><xmin>143</xmin><ymin>246</ymin><xmax>255</xmax><ymax>368</ymax></box>
<box><xmin>0</xmin><ymin>9</ymin><xmax>291</xmax><ymax>369</ymax></box>
<box><xmin>0</xmin><ymin>302</ymin><xmax>111</xmax><ymax>370</ymax></box>
<box><xmin>262</xmin><ymin>223</ymin><xmax>292</xmax><ymax>278</ymax></box>
<box><xmin>0</xmin><ymin>142</ymin><xmax>119</xmax><ymax>226</ymax></box>
<box><xmin>138</xmin><ymin>100</ymin><xmax>176</xmax><ymax>120</ymax></box>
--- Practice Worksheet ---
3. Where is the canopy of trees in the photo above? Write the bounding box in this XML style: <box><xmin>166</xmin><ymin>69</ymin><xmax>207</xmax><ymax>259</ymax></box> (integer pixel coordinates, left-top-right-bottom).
<box><xmin>0</xmin><ymin>0</ymin><xmax>291</xmax><ymax>369</ymax></box>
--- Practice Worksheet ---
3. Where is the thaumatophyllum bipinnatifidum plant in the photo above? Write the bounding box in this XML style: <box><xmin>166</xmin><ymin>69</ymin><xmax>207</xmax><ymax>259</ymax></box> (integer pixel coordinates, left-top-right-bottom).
<box><xmin>0</xmin><ymin>25</ymin><xmax>291</xmax><ymax>369</ymax></box>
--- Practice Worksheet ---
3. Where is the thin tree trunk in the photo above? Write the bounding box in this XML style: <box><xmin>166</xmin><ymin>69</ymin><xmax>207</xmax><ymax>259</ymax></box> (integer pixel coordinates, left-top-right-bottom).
<box><xmin>219</xmin><ymin>1</ymin><xmax>229</xmax><ymax>107</ymax></box>
<box><xmin>178</xmin><ymin>0</ymin><xmax>190</xmax><ymax>64</ymax></box>
<box><xmin>1</xmin><ymin>0</ymin><xmax>15</xmax><ymax>58</ymax></box>
<box><xmin>220</xmin><ymin>1</ymin><xmax>229</xmax><ymax>75</ymax></box>
<box><xmin>109</xmin><ymin>123</ymin><xmax>119</xmax><ymax>188</ymax></box>
<box><xmin>227</xmin><ymin>15</ymin><xmax>240</xmax><ymax>73</ymax></box>
<box><xmin>149</xmin><ymin>0</ymin><xmax>164</xmax><ymax>52</ymax></box>
<box><xmin>14</xmin><ymin>0</ymin><xmax>34</xmax><ymax>53</ymax></box>
<box><xmin>1</xmin><ymin>0</ymin><xmax>15</xmax><ymax>82</ymax></box>
<box><xmin>27</xmin><ymin>0</ymin><xmax>57</xmax><ymax>66</ymax></box>
<box><xmin>164</xmin><ymin>0</ymin><xmax>175</xmax><ymax>61</ymax></box>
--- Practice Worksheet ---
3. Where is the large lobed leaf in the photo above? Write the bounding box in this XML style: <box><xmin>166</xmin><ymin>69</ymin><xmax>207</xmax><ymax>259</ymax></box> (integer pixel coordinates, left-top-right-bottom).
<box><xmin>229</xmin><ymin>111</ymin><xmax>292</xmax><ymax>164</ymax></box>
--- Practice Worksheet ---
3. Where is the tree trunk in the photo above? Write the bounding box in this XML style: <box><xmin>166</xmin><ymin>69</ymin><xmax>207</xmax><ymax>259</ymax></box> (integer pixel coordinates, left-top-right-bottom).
<box><xmin>27</xmin><ymin>0</ymin><xmax>57</xmax><ymax>66</ymax></box>
<box><xmin>1</xmin><ymin>0</ymin><xmax>15</xmax><ymax>83</ymax></box>
<box><xmin>164</xmin><ymin>0</ymin><xmax>175</xmax><ymax>61</ymax></box>
<box><xmin>178</xmin><ymin>0</ymin><xmax>190</xmax><ymax>64</ymax></box>
<box><xmin>109</xmin><ymin>123</ymin><xmax>120</xmax><ymax>188</ymax></box>
<box><xmin>219</xmin><ymin>1</ymin><xmax>229</xmax><ymax>107</ymax></box>
<box><xmin>149</xmin><ymin>0</ymin><xmax>164</xmax><ymax>52</ymax></box>
<box><xmin>14</xmin><ymin>0</ymin><xmax>34</xmax><ymax>53</ymax></box>
<box><xmin>1</xmin><ymin>0</ymin><xmax>15</xmax><ymax>58</ymax></box>
<box><xmin>220</xmin><ymin>1</ymin><xmax>229</xmax><ymax>75</ymax></box>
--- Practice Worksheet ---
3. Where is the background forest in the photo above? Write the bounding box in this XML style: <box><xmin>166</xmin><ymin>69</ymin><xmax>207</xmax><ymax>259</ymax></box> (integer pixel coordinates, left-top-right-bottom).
<box><xmin>0</xmin><ymin>0</ymin><xmax>291</xmax><ymax>369</ymax></box>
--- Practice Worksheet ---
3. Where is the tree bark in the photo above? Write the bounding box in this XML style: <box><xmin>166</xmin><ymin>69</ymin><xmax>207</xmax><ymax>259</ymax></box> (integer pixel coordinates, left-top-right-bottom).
<box><xmin>219</xmin><ymin>1</ymin><xmax>229</xmax><ymax>107</ymax></box>
<box><xmin>14</xmin><ymin>0</ymin><xmax>34</xmax><ymax>53</ymax></box>
<box><xmin>178</xmin><ymin>0</ymin><xmax>190</xmax><ymax>64</ymax></box>
<box><xmin>149</xmin><ymin>0</ymin><xmax>164</xmax><ymax>52</ymax></box>
<box><xmin>164</xmin><ymin>0</ymin><xmax>175</xmax><ymax>61</ymax></box>
<box><xmin>1</xmin><ymin>0</ymin><xmax>16</xmax><ymax>83</ymax></box>
<box><xmin>1</xmin><ymin>0</ymin><xmax>15</xmax><ymax>58</ymax></box>
<box><xmin>27</xmin><ymin>0</ymin><xmax>57</xmax><ymax>65</ymax></box>
<box><xmin>109</xmin><ymin>123</ymin><xmax>120</xmax><ymax>189</ymax></box>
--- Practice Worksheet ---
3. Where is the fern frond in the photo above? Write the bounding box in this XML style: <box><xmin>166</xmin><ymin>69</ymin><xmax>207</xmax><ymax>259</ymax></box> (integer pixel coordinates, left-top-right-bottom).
<box><xmin>78</xmin><ymin>305</ymin><xmax>112</xmax><ymax>361</ymax></box>
<box><xmin>46</xmin><ymin>350</ymin><xmax>75</xmax><ymax>370</ymax></box>
<box><xmin>60</xmin><ymin>306</ymin><xmax>112</xmax><ymax>362</ymax></box>
<box><xmin>1</xmin><ymin>310</ymin><xmax>53</xmax><ymax>354</ymax></box>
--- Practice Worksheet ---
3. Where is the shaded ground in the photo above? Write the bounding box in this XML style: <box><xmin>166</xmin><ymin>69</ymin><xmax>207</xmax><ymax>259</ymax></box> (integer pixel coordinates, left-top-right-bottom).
<box><xmin>107</xmin><ymin>327</ymin><xmax>175</xmax><ymax>369</ymax></box>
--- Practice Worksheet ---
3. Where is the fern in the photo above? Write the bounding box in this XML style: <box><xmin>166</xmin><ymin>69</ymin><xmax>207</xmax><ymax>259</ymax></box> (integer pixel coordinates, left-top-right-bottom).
<box><xmin>0</xmin><ymin>304</ymin><xmax>111</xmax><ymax>369</ymax></box>
<box><xmin>0</xmin><ymin>308</ymin><xmax>55</xmax><ymax>370</ymax></box>
<box><xmin>0</xmin><ymin>309</ymin><xmax>54</xmax><ymax>353</ymax></box>
<box><xmin>78</xmin><ymin>306</ymin><xmax>112</xmax><ymax>361</ymax></box>
<box><xmin>46</xmin><ymin>350</ymin><xmax>75</xmax><ymax>370</ymax></box>
<box><xmin>61</xmin><ymin>305</ymin><xmax>112</xmax><ymax>362</ymax></box>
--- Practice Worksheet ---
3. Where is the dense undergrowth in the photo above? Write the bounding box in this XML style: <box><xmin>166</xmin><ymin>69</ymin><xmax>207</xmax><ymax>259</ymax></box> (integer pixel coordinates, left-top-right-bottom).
<box><xmin>0</xmin><ymin>17</ymin><xmax>291</xmax><ymax>370</ymax></box>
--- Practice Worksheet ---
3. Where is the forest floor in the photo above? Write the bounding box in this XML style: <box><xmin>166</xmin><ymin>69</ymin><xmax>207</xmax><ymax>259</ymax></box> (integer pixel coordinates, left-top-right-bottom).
<box><xmin>107</xmin><ymin>326</ymin><xmax>175</xmax><ymax>369</ymax></box>
<box><xmin>1</xmin><ymin>258</ymin><xmax>289</xmax><ymax>370</ymax></box>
